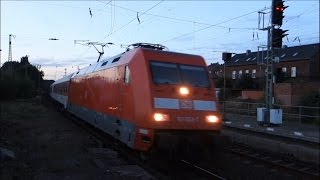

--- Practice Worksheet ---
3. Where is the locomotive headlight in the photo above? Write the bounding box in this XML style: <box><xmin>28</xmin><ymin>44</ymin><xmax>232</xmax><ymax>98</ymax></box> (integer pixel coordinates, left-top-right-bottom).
<box><xmin>179</xmin><ymin>87</ymin><xmax>189</xmax><ymax>95</ymax></box>
<box><xmin>206</xmin><ymin>115</ymin><xmax>219</xmax><ymax>123</ymax></box>
<box><xmin>154</xmin><ymin>113</ymin><xmax>169</xmax><ymax>122</ymax></box>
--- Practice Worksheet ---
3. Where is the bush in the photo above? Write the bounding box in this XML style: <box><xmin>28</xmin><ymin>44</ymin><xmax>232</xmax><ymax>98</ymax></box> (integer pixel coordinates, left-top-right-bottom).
<box><xmin>299</xmin><ymin>91</ymin><xmax>320</xmax><ymax>107</ymax></box>
<box><xmin>0</xmin><ymin>73</ymin><xmax>35</xmax><ymax>100</ymax></box>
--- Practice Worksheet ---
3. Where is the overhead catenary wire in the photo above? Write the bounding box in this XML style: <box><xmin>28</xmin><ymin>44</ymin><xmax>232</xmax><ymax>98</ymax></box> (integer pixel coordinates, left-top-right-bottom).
<box><xmin>96</xmin><ymin>0</ymin><xmax>258</xmax><ymax>31</ymax></box>
<box><xmin>160</xmin><ymin>7</ymin><xmax>270</xmax><ymax>44</ymax></box>
<box><xmin>101</xmin><ymin>0</ymin><xmax>165</xmax><ymax>40</ymax></box>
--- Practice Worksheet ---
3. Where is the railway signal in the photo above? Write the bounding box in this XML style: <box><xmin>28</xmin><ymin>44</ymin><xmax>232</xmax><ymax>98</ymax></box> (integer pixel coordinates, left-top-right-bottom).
<box><xmin>272</xmin><ymin>0</ymin><xmax>288</xmax><ymax>26</ymax></box>
<box><xmin>272</xmin><ymin>28</ymin><xmax>288</xmax><ymax>48</ymax></box>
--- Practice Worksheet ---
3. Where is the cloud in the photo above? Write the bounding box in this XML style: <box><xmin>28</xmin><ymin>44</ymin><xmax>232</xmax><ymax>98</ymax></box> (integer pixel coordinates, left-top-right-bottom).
<box><xmin>31</xmin><ymin>55</ymin><xmax>99</xmax><ymax>68</ymax></box>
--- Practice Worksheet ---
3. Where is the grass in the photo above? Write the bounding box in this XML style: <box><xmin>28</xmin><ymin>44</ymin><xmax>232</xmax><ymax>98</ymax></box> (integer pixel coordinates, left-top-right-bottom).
<box><xmin>0</xmin><ymin>99</ymin><xmax>48</xmax><ymax>120</ymax></box>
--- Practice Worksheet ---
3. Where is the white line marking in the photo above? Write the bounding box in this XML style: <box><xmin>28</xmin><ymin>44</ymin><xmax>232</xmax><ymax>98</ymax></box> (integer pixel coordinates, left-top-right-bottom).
<box><xmin>266</xmin><ymin>127</ymin><xmax>274</xmax><ymax>132</ymax></box>
<box><xmin>225</xmin><ymin>121</ymin><xmax>232</xmax><ymax>124</ymax></box>
<box><xmin>154</xmin><ymin>98</ymin><xmax>179</xmax><ymax>109</ymax></box>
<box><xmin>294</xmin><ymin>131</ymin><xmax>303</xmax><ymax>136</ymax></box>
<box><xmin>193</xmin><ymin>100</ymin><xmax>216</xmax><ymax>111</ymax></box>
<box><xmin>244</xmin><ymin>124</ymin><xmax>251</xmax><ymax>128</ymax></box>
<box><xmin>139</xmin><ymin>129</ymin><xmax>148</xmax><ymax>135</ymax></box>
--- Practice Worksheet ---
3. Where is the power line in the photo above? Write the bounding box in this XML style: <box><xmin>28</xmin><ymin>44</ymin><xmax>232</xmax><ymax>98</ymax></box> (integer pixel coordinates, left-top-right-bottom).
<box><xmin>286</xmin><ymin>7</ymin><xmax>319</xmax><ymax>22</ymax></box>
<box><xmin>101</xmin><ymin>0</ymin><xmax>164</xmax><ymax>40</ymax></box>
<box><xmin>96</xmin><ymin>0</ymin><xmax>257</xmax><ymax>31</ymax></box>
<box><xmin>160</xmin><ymin>7</ymin><xmax>269</xmax><ymax>44</ymax></box>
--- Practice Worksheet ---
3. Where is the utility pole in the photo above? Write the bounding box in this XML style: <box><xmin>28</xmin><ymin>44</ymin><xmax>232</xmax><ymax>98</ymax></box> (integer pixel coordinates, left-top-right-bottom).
<box><xmin>8</xmin><ymin>34</ymin><xmax>16</xmax><ymax>73</ymax></box>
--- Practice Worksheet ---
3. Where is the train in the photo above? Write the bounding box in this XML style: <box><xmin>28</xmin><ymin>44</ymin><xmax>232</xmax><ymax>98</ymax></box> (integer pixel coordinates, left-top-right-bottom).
<box><xmin>50</xmin><ymin>43</ymin><xmax>222</xmax><ymax>156</ymax></box>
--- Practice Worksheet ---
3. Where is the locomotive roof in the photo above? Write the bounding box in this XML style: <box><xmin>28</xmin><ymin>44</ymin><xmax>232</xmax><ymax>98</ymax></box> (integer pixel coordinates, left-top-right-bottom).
<box><xmin>57</xmin><ymin>46</ymin><xmax>205</xmax><ymax>81</ymax></box>
<box><xmin>52</xmin><ymin>72</ymin><xmax>74</xmax><ymax>85</ymax></box>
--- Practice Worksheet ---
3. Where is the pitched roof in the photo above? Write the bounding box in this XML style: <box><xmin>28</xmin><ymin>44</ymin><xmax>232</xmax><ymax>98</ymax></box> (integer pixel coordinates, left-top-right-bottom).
<box><xmin>225</xmin><ymin>43</ymin><xmax>319</xmax><ymax>66</ymax></box>
<box><xmin>207</xmin><ymin>62</ymin><xmax>222</xmax><ymax>69</ymax></box>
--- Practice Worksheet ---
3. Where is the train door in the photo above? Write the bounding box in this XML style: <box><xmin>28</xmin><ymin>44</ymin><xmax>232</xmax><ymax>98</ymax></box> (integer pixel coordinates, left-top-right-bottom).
<box><xmin>120</xmin><ymin>65</ymin><xmax>131</xmax><ymax>118</ymax></box>
<box><xmin>114</xmin><ymin>65</ymin><xmax>135</xmax><ymax>147</ymax></box>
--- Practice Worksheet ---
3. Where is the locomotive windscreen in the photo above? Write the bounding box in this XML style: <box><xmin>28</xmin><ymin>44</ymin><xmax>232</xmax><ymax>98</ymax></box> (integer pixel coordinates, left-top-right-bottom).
<box><xmin>150</xmin><ymin>61</ymin><xmax>210</xmax><ymax>87</ymax></box>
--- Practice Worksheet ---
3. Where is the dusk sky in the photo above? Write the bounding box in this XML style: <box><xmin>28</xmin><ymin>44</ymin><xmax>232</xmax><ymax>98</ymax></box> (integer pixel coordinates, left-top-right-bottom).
<box><xmin>1</xmin><ymin>0</ymin><xmax>319</xmax><ymax>80</ymax></box>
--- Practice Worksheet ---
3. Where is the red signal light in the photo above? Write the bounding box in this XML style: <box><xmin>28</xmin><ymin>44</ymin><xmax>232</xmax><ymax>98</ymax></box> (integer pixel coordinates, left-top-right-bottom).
<box><xmin>276</xmin><ymin>6</ymin><xmax>284</xmax><ymax>11</ymax></box>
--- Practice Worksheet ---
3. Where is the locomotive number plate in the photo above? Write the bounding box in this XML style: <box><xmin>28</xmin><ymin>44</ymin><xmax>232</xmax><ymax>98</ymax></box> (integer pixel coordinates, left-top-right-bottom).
<box><xmin>176</xmin><ymin>116</ymin><xmax>199</xmax><ymax>122</ymax></box>
<box><xmin>180</xmin><ymin>100</ymin><xmax>193</xmax><ymax>109</ymax></box>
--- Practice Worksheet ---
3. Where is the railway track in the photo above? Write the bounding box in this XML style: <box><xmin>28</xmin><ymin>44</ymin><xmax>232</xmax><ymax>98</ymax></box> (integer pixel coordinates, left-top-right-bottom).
<box><xmin>67</xmin><ymin>113</ymin><xmax>226</xmax><ymax>179</ymax></box>
<box><xmin>180</xmin><ymin>159</ymin><xmax>226</xmax><ymax>180</ymax></box>
<box><xmin>224</xmin><ymin>142</ymin><xmax>319</xmax><ymax>179</ymax></box>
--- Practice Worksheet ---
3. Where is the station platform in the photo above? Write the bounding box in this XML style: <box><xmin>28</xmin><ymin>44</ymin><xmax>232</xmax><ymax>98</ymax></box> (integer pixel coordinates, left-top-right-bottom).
<box><xmin>222</xmin><ymin>113</ymin><xmax>320</xmax><ymax>143</ymax></box>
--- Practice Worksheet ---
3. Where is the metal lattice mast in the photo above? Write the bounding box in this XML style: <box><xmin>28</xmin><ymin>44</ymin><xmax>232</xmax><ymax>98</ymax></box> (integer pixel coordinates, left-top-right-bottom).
<box><xmin>8</xmin><ymin>34</ymin><xmax>13</xmax><ymax>63</ymax></box>
<box><xmin>266</xmin><ymin>27</ymin><xmax>274</xmax><ymax>110</ymax></box>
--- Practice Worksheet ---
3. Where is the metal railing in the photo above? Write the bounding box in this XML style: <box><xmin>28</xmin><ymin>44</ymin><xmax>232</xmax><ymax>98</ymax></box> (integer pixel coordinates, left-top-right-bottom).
<box><xmin>220</xmin><ymin>101</ymin><xmax>320</xmax><ymax>126</ymax></box>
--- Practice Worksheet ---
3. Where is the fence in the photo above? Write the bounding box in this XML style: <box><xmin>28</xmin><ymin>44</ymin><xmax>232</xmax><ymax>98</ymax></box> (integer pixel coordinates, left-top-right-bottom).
<box><xmin>220</xmin><ymin>101</ymin><xmax>320</xmax><ymax>126</ymax></box>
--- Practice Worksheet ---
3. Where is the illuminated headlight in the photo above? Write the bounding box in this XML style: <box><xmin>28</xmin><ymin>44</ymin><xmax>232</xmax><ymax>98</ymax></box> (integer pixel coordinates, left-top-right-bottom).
<box><xmin>154</xmin><ymin>113</ymin><xmax>169</xmax><ymax>122</ymax></box>
<box><xmin>206</xmin><ymin>115</ymin><xmax>219</xmax><ymax>123</ymax></box>
<box><xmin>179</xmin><ymin>87</ymin><xmax>189</xmax><ymax>95</ymax></box>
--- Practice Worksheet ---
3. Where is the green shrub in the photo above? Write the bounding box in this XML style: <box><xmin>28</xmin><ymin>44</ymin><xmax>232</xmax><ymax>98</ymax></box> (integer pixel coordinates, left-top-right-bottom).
<box><xmin>299</xmin><ymin>91</ymin><xmax>320</xmax><ymax>107</ymax></box>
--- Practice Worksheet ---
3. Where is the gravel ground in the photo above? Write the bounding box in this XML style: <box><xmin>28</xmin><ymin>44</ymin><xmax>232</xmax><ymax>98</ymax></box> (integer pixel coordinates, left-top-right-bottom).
<box><xmin>0</xmin><ymin>99</ymin><xmax>154</xmax><ymax>180</ymax></box>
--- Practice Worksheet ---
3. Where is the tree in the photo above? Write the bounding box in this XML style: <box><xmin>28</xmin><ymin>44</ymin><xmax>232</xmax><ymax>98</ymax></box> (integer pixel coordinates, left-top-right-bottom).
<box><xmin>215</xmin><ymin>77</ymin><xmax>232</xmax><ymax>88</ymax></box>
<box><xmin>234</xmin><ymin>74</ymin><xmax>258</xmax><ymax>89</ymax></box>
<box><xmin>0</xmin><ymin>56</ymin><xmax>45</xmax><ymax>100</ymax></box>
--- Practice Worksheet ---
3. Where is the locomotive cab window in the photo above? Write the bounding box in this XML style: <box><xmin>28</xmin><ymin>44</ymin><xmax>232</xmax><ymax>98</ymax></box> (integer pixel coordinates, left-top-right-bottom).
<box><xmin>180</xmin><ymin>65</ymin><xmax>209</xmax><ymax>87</ymax></box>
<box><xmin>150</xmin><ymin>62</ymin><xmax>179</xmax><ymax>84</ymax></box>
<box><xmin>150</xmin><ymin>61</ymin><xmax>209</xmax><ymax>87</ymax></box>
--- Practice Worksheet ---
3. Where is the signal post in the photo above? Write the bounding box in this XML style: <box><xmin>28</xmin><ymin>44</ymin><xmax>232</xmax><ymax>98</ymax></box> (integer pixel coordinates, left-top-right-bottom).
<box><xmin>257</xmin><ymin>0</ymin><xmax>288</xmax><ymax>126</ymax></box>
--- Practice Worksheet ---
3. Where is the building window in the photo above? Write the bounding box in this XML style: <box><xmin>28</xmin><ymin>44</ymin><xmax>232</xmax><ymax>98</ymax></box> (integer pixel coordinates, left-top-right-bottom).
<box><xmin>239</xmin><ymin>70</ymin><xmax>242</xmax><ymax>78</ymax></box>
<box><xmin>282</xmin><ymin>67</ymin><xmax>287</xmax><ymax>73</ymax></box>
<box><xmin>291</xmin><ymin>67</ymin><xmax>296</xmax><ymax>77</ymax></box>
<box><xmin>282</xmin><ymin>67</ymin><xmax>287</xmax><ymax>77</ymax></box>
<box><xmin>252</xmin><ymin>69</ymin><xmax>256</xmax><ymax>78</ymax></box>
<box><xmin>232</xmin><ymin>71</ymin><xmax>236</xmax><ymax>79</ymax></box>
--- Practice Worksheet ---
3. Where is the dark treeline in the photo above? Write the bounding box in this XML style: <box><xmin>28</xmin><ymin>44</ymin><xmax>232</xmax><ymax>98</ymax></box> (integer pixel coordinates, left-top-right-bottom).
<box><xmin>0</xmin><ymin>56</ymin><xmax>52</xmax><ymax>100</ymax></box>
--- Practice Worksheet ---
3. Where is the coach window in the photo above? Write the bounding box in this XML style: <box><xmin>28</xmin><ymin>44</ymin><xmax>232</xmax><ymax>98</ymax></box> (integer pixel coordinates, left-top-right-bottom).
<box><xmin>124</xmin><ymin>65</ymin><xmax>130</xmax><ymax>83</ymax></box>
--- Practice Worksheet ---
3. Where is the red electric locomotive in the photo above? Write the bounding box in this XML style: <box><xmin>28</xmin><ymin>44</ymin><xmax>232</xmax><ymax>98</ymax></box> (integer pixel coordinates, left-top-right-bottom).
<box><xmin>50</xmin><ymin>43</ymin><xmax>222</xmax><ymax>153</ymax></box>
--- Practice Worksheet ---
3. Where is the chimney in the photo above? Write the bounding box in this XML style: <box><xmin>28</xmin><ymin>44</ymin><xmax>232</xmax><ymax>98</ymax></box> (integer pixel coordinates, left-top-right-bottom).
<box><xmin>246</xmin><ymin>50</ymin><xmax>251</xmax><ymax>56</ymax></box>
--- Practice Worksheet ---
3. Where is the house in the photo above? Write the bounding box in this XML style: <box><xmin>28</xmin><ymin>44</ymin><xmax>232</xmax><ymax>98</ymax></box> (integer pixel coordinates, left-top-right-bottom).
<box><xmin>207</xmin><ymin>63</ymin><xmax>223</xmax><ymax>79</ymax></box>
<box><xmin>216</xmin><ymin>43</ymin><xmax>320</xmax><ymax>105</ymax></box>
